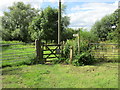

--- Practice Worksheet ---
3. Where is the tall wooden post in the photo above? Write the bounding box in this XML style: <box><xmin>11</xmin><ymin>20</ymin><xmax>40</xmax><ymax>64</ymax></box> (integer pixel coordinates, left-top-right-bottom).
<box><xmin>58</xmin><ymin>0</ymin><xmax>61</xmax><ymax>44</ymax></box>
<box><xmin>70</xmin><ymin>46</ymin><xmax>73</xmax><ymax>64</ymax></box>
<box><xmin>78</xmin><ymin>30</ymin><xmax>80</xmax><ymax>54</ymax></box>
<box><xmin>35</xmin><ymin>39</ymin><xmax>44</xmax><ymax>64</ymax></box>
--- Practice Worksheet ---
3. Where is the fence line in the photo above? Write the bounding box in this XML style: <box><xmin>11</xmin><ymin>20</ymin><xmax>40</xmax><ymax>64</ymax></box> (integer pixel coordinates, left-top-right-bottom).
<box><xmin>0</xmin><ymin>42</ymin><xmax>34</xmax><ymax>46</ymax></box>
<box><xmin>90</xmin><ymin>43</ymin><xmax>120</xmax><ymax>45</ymax></box>
<box><xmin>90</xmin><ymin>43</ymin><xmax>120</xmax><ymax>59</ymax></box>
<box><xmin>1</xmin><ymin>53</ymin><xmax>35</xmax><ymax>59</ymax></box>
<box><xmin>1</xmin><ymin>42</ymin><xmax>35</xmax><ymax>65</ymax></box>
<box><xmin>2</xmin><ymin>51</ymin><xmax>35</xmax><ymax>55</ymax></box>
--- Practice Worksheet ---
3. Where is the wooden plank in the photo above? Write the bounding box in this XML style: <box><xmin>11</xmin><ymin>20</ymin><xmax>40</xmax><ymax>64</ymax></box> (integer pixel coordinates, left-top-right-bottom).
<box><xmin>43</xmin><ymin>44</ymin><xmax>61</xmax><ymax>46</ymax></box>
<box><xmin>43</xmin><ymin>49</ymin><xmax>61</xmax><ymax>51</ymax></box>
<box><xmin>43</xmin><ymin>53</ymin><xmax>61</xmax><ymax>55</ymax></box>
<box><xmin>2</xmin><ymin>51</ymin><xmax>35</xmax><ymax>55</ymax></box>
<box><xmin>1</xmin><ymin>56</ymin><xmax>29</xmax><ymax>61</ymax></box>
<box><xmin>0</xmin><ymin>42</ymin><xmax>34</xmax><ymax>46</ymax></box>
<box><xmin>94</xmin><ymin>56</ymin><xmax>119</xmax><ymax>57</ymax></box>
<box><xmin>1</xmin><ymin>53</ymin><xmax>34</xmax><ymax>58</ymax></box>
<box><xmin>5</xmin><ymin>47</ymin><xmax>35</xmax><ymax>50</ymax></box>
<box><xmin>89</xmin><ymin>43</ymin><xmax>120</xmax><ymax>45</ymax></box>
<box><xmin>43</xmin><ymin>57</ymin><xmax>57</xmax><ymax>59</ymax></box>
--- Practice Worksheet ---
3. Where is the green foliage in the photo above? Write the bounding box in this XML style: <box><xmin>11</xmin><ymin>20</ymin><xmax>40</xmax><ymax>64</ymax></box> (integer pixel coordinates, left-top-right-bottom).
<box><xmin>62</xmin><ymin>39</ymin><xmax>78</xmax><ymax>58</ymax></box>
<box><xmin>73</xmin><ymin>52</ymin><xmax>96</xmax><ymax>66</ymax></box>
<box><xmin>61</xmin><ymin>28</ymin><xmax>75</xmax><ymax>41</ymax></box>
<box><xmin>80</xmin><ymin>29</ymin><xmax>99</xmax><ymax>43</ymax></box>
<box><xmin>29</xmin><ymin>6</ymin><xmax>70</xmax><ymax>42</ymax></box>
<box><xmin>91</xmin><ymin>9</ymin><xmax>119</xmax><ymax>42</ymax></box>
<box><xmin>1</xmin><ymin>2</ymin><xmax>39</xmax><ymax>42</ymax></box>
<box><xmin>62</xmin><ymin>29</ymin><xmax>98</xmax><ymax>66</ymax></box>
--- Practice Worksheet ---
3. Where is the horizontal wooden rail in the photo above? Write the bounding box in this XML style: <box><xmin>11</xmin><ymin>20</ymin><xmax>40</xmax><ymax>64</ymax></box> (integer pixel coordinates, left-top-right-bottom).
<box><xmin>43</xmin><ymin>53</ymin><xmax>61</xmax><ymax>55</ymax></box>
<box><xmin>43</xmin><ymin>57</ymin><xmax>58</xmax><ymax>59</ymax></box>
<box><xmin>43</xmin><ymin>49</ymin><xmax>61</xmax><ymax>51</ymax></box>
<box><xmin>89</xmin><ymin>43</ymin><xmax>120</xmax><ymax>45</ymax></box>
<box><xmin>1</xmin><ymin>53</ymin><xmax>35</xmax><ymax>59</ymax></box>
<box><xmin>1</xmin><ymin>59</ymin><xmax>29</xmax><ymax>63</ymax></box>
<box><xmin>94</xmin><ymin>56</ymin><xmax>119</xmax><ymax>57</ymax></box>
<box><xmin>1</xmin><ymin>56</ymin><xmax>30</xmax><ymax>61</ymax></box>
<box><xmin>2</xmin><ymin>51</ymin><xmax>35</xmax><ymax>55</ymax></box>
<box><xmin>43</xmin><ymin>44</ymin><xmax>61</xmax><ymax>46</ymax></box>
<box><xmin>4</xmin><ymin>47</ymin><xmax>35</xmax><ymax>50</ymax></box>
<box><xmin>0</xmin><ymin>42</ymin><xmax>34</xmax><ymax>46</ymax></box>
<box><xmin>45</xmin><ymin>60</ymin><xmax>54</xmax><ymax>62</ymax></box>
<box><xmin>92</xmin><ymin>54</ymin><xmax>120</xmax><ymax>55</ymax></box>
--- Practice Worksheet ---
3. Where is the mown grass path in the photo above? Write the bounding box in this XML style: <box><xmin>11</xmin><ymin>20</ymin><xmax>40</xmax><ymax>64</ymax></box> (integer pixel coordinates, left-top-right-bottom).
<box><xmin>1</xmin><ymin>62</ymin><xmax>118</xmax><ymax>88</ymax></box>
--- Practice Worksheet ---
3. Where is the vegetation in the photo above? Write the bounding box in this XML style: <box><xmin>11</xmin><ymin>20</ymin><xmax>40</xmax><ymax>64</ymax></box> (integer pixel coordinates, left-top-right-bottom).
<box><xmin>1</xmin><ymin>2</ymin><xmax>39</xmax><ymax>42</ymax></box>
<box><xmin>1</xmin><ymin>2</ymin><xmax>74</xmax><ymax>43</ymax></box>
<box><xmin>28</xmin><ymin>6</ymin><xmax>72</xmax><ymax>43</ymax></box>
<box><xmin>62</xmin><ymin>29</ymin><xmax>98</xmax><ymax>66</ymax></box>
<box><xmin>91</xmin><ymin>9</ymin><xmax>119</xmax><ymax>42</ymax></box>
<box><xmin>2</xmin><ymin>63</ymin><xmax>118</xmax><ymax>88</ymax></box>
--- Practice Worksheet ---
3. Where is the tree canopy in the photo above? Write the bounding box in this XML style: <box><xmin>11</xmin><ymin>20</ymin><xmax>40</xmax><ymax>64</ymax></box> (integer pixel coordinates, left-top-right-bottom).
<box><xmin>29</xmin><ymin>6</ymin><xmax>71</xmax><ymax>43</ymax></box>
<box><xmin>2</xmin><ymin>2</ymin><xmax>73</xmax><ymax>43</ymax></box>
<box><xmin>1</xmin><ymin>2</ymin><xmax>39</xmax><ymax>42</ymax></box>
<box><xmin>91</xmin><ymin>9</ymin><xmax>119</xmax><ymax>42</ymax></box>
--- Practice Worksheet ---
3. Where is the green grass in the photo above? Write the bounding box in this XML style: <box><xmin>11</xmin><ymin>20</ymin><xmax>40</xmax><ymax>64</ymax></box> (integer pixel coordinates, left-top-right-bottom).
<box><xmin>1</xmin><ymin>41</ymin><xmax>36</xmax><ymax>67</ymax></box>
<box><xmin>2</xmin><ymin>62</ymin><xmax>118</xmax><ymax>88</ymax></box>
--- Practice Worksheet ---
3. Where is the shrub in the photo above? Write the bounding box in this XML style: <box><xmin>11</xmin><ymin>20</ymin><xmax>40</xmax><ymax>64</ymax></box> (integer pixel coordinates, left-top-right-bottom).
<box><xmin>62</xmin><ymin>39</ymin><xmax>97</xmax><ymax>66</ymax></box>
<box><xmin>72</xmin><ymin>52</ymin><xmax>96</xmax><ymax>66</ymax></box>
<box><xmin>62</xmin><ymin>39</ymin><xmax>78</xmax><ymax>58</ymax></box>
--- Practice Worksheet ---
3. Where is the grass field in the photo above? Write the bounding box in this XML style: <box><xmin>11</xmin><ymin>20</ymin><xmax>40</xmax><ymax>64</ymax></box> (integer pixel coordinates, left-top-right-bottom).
<box><xmin>1</xmin><ymin>62</ymin><xmax>118</xmax><ymax>88</ymax></box>
<box><xmin>1</xmin><ymin>42</ymin><xmax>36</xmax><ymax>67</ymax></box>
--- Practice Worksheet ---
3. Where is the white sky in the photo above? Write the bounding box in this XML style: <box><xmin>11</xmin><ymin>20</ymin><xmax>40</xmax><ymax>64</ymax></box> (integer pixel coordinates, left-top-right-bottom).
<box><xmin>0</xmin><ymin>0</ymin><xmax>119</xmax><ymax>30</ymax></box>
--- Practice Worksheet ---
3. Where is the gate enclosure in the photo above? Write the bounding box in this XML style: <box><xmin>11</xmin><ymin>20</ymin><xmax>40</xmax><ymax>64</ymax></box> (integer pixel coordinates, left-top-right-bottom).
<box><xmin>35</xmin><ymin>40</ymin><xmax>62</xmax><ymax>63</ymax></box>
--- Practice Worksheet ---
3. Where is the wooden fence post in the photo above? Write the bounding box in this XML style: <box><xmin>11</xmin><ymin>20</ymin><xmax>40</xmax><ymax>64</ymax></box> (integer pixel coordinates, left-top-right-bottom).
<box><xmin>78</xmin><ymin>31</ymin><xmax>80</xmax><ymax>54</ymax></box>
<box><xmin>35</xmin><ymin>39</ymin><xmax>44</xmax><ymax>64</ymax></box>
<box><xmin>61</xmin><ymin>41</ymin><xmax>65</xmax><ymax>57</ymax></box>
<box><xmin>70</xmin><ymin>46</ymin><xmax>73</xmax><ymax>64</ymax></box>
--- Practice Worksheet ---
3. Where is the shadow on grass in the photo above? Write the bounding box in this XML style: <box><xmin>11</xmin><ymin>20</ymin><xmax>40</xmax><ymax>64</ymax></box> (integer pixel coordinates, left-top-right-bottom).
<box><xmin>2</xmin><ymin>67</ymin><xmax>22</xmax><ymax>75</ymax></box>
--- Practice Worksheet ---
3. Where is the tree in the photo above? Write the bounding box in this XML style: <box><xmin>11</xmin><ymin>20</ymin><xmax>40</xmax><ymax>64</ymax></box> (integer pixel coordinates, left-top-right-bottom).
<box><xmin>29</xmin><ymin>6</ymin><xmax>70</xmax><ymax>43</ymax></box>
<box><xmin>1</xmin><ymin>2</ymin><xmax>39</xmax><ymax>42</ymax></box>
<box><xmin>61</xmin><ymin>28</ymin><xmax>75</xmax><ymax>41</ymax></box>
<box><xmin>91</xmin><ymin>9</ymin><xmax>119</xmax><ymax>42</ymax></box>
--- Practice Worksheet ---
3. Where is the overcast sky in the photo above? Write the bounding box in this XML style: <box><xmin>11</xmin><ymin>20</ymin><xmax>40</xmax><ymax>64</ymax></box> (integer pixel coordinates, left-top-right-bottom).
<box><xmin>0</xmin><ymin>0</ymin><xmax>119</xmax><ymax>30</ymax></box>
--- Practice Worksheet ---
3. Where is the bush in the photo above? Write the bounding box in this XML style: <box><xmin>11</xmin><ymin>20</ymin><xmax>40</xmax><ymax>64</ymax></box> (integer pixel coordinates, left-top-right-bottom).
<box><xmin>62</xmin><ymin>39</ymin><xmax>96</xmax><ymax>66</ymax></box>
<box><xmin>72</xmin><ymin>52</ymin><xmax>96</xmax><ymax>66</ymax></box>
<box><xmin>62</xmin><ymin>39</ymin><xmax>78</xmax><ymax>58</ymax></box>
